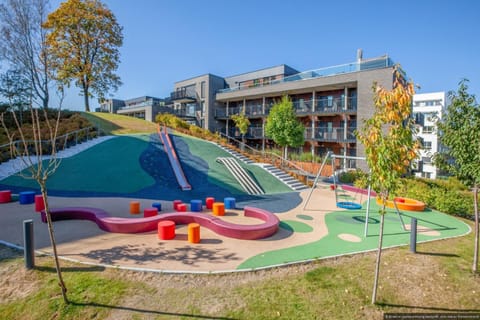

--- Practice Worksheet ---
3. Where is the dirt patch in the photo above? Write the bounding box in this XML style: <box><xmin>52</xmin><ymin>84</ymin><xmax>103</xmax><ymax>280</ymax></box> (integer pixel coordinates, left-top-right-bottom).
<box><xmin>0</xmin><ymin>246</ymin><xmax>41</xmax><ymax>304</ymax></box>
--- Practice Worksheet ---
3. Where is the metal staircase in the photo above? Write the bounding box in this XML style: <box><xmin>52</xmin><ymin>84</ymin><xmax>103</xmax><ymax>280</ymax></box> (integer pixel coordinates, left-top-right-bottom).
<box><xmin>215</xmin><ymin>143</ymin><xmax>308</xmax><ymax>191</ymax></box>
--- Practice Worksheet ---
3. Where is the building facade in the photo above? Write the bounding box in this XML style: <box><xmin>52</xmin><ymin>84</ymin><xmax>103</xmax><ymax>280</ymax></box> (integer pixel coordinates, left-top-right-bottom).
<box><xmin>99</xmin><ymin>96</ymin><xmax>169</xmax><ymax>122</ymax></box>
<box><xmin>106</xmin><ymin>52</ymin><xmax>405</xmax><ymax>169</ymax></box>
<box><xmin>412</xmin><ymin>92</ymin><xmax>448</xmax><ymax>179</ymax></box>
<box><xmin>170</xmin><ymin>54</ymin><xmax>401</xmax><ymax>168</ymax></box>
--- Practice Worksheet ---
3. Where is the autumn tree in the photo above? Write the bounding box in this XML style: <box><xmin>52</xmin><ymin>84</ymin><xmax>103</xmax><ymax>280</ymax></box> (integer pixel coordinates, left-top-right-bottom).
<box><xmin>265</xmin><ymin>95</ymin><xmax>305</xmax><ymax>161</ymax></box>
<box><xmin>43</xmin><ymin>0</ymin><xmax>123</xmax><ymax>112</ymax></box>
<box><xmin>355</xmin><ymin>69</ymin><xmax>419</xmax><ymax>304</ymax></box>
<box><xmin>230</xmin><ymin>111</ymin><xmax>250</xmax><ymax>150</ymax></box>
<box><xmin>0</xmin><ymin>0</ymin><xmax>51</xmax><ymax>109</ymax></box>
<box><xmin>434</xmin><ymin>79</ymin><xmax>480</xmax><ymax>273</ymax></box>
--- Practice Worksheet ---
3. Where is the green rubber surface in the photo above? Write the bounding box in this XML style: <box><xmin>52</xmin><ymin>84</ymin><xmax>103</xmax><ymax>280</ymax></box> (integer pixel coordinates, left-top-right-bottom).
<box><xmin>2</xmin><ymin>135</ymin><xmax>155</xmax><ymax>193</ymax></box>
<box><xmin>280</xmin><ymin>220</ymin><xmax>314</xmax><ymax>233</ymax></box>
<box><xmin>237</xmin><ymin>201</ymin><xmax>470</xmax><ymax>270</ymax></box>
<box><xmin>181</xmin><ymin>136</ymin><xmax>292</xmax><ymax>194</ymax></box>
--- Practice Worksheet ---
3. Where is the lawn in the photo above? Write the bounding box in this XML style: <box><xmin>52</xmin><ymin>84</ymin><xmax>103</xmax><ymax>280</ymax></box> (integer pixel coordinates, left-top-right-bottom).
<box><xmin>0</xmin><ymin>219</ymin><xmax>478</xmax><ymax>320</ymax></box>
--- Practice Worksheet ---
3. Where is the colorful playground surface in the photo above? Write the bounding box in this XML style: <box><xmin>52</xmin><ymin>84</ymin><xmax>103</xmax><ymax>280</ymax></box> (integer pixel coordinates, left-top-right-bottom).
<box><xmin>0</xmin><ymin>133</ymin><xmax>471</xmax><ymax>273</ymax></box>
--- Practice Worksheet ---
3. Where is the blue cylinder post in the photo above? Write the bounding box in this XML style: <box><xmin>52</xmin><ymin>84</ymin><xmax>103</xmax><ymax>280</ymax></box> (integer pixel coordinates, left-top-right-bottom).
<box><xmin>23</xmin><ymin>219</ymin><xmax>35</xmax><ymax>269</ymax></box>
<box><xmin>190</xmin><ymin>200</ymin><xmax>203</xmax><ymax>212</ymax></box>
<box><xmin>224</xmin><ymin>197</ymin><xmax>236</xmax><ymax>209</ymax></box>
<box><xmin>152</xmin><ymin>202</ymin><xmax>162</xmax><ymax>212</ymax></box>
<box><xmin>410</xmin><ymin>218</ymin><xmax>417</xmax><ymax>253</ymax></box>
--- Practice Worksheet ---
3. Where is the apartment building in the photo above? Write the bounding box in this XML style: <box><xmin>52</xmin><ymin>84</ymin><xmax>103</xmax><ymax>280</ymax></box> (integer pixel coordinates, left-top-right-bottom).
<box><xmin>106</xmin><ymin>52</ymin><xmax>405</xmax><ymax>169</ymax></box>
<box><xmin>99</xmin><ymin>96</ymin><xmax>170</xmax><ymax>122</ymax></box>
<box><xmin>413</xmin><ymin>92</ymin><xmax>448</xmax><ymax>179</ymax></box>
<box><xmin>170</xmin><ymin>53</ymin><xmax>402</xmax><ymax>169</ymax></box>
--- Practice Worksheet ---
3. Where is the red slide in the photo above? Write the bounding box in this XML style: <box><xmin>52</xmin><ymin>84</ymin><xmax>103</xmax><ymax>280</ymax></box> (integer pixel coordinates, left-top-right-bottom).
<box><xmin>158</xmin><ymin>125</ymin><xmax>191</xmax><ymax>191</ymax></box>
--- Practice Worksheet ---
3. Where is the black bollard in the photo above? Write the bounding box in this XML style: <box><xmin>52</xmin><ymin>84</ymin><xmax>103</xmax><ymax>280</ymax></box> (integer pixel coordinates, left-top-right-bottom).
<box><xmin>410</xmin><ymin>217</ymin><xmax>417</xmax><ymax>253</ymax></box>
<box><xmin>23</xmin><ymin>219</ymin><xmax>35</xmax><ymax>269</ymax></box>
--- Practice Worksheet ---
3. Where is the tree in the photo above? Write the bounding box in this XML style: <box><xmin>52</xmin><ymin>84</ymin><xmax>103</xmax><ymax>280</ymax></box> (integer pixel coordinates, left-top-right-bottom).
<box><xmin>230</xmin><ymin>111</ymin><xmax>250</xmax><ymax>150</ymax></box>
<box><xmin>265</xmin><ymin>95</ymin><xmax>305</xmax><ymax>161</ymax></box>
<box><xmin>0</xmin><ymin>69</ymin><xmax>32</xmax><ymax>123</ymax></box>
<box><xmin>0</xmin><ymin>0</ymin><xmax>51</xmax><ymax>109</ymax></box>
<box><xmin>355</xmin><ymin>69</ymin><xmax>419</xmax><ymax>304</ymax></box>
<box><xmin>43</xmin><ymin>0</ymin><xmax>123</xmax><ymax>112</ymax></box>
<box><xmin>0</xmin><ymin>96</ymin><xmax>68</xmax><ymax>303</ymax></box>
<box><xmin>434</xmin><ymin>79</ymin><xmax>480</xmax><ymax>274</ymax></box>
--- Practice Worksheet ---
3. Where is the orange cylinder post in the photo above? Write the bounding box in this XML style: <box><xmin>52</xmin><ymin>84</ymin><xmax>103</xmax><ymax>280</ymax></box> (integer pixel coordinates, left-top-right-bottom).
<box><xmin>157</xmin><ymin>220</ymin><xmax>175</xmax><ymax>240</ymax></box>
<box><xmin>34</xmin><ymin>195</ymin><xmax>45</xmax><ymax>212</ymax></box>
<box><xmin>130</xmin><ymin>201</ymin><xmax>140</xmax><ymax>214</ymax></box>
<box><xmin>205</xmin><ymin>197</ymin><xmax>215</xmax><ymax>209</ymax></box>
<box><xmin>144</xmin><ymin>207</ymin><xmax>158</xmax><ymax>218</ymax></box>
<box><xmin>212</xmin><ymin>202</ymin><xmax>225</xmax><ymax>216</ymax></box>
<box><xmin>188</xmin><ymin>223</ymin><xmax>200</xmax><ymax>243</ymax></box>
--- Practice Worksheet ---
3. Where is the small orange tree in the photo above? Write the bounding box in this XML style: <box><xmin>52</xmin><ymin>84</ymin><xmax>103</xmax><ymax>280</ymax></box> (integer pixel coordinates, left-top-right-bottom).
<box><xmin>356</xmin><ymin>68</ymin><xmax>419</xmax><ymax>304</ymax></box>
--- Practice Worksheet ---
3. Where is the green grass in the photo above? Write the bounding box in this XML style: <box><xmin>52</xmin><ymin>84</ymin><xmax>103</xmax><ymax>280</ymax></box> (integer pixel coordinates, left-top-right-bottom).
<box><xmin>1</xmin><ymin>223</ymin><xmax>478</xmax><ymax>319</ymax></box>
<box><xmin>0</xmin><ymin>257</ymin><xmax>131</xmax><ymax>320</ymax></box>
<box><xmin>82</xmin><ymin>112</ymin><xmax>157</xmax><ymax>135</ymax></box>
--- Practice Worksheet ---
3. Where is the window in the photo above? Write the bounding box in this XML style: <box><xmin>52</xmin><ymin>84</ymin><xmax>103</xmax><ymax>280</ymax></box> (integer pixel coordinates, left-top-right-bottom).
<box><xmin>423</xmin><ymin>126</ymin><xmax>434</xmax><ymax>134</ymax></box>
<box><xmin>253</xmin><ymin>79</ymin><xmax>260</xmax><ymax>87</ymax></box>
<box><xmin>422</xmin><ymin>156</ymin><xmax>432</xmax><ymax>164</ymax></box>
<box><xmin>200</xmin><ymin>81</ymin><xmax>205</xmax><ymax>98</ymax></box>
<box><xmin>423</xmin><ymin>141</ymin><xmax>432</xmax><ymax>150</ymax></box>
<box><xmin>421</xmin><ymin>172</ymin><xmax>432</xmax><ymax>179</ymax></box>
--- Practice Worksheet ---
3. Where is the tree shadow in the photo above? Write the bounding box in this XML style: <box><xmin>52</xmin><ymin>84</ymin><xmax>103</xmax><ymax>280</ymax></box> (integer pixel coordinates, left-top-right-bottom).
<box><xmin>79</xmin><ymin>243</ymin><xmax>241</xmax><ymax>266</ymax></box>
<box><xmin>35</xmin><ymin>265</ymin><xmax>106</xmax><ymax>273</ymax></box>
<box><xmin>415</xmin><ymin>251</ymin><xmax>460</xmax><ymax>258</ymax></box>
<box><xmin>377</xmin><ymin>302</ymin><xmax>480</xmax><ymax>312</ymax></box>
<box><xmin>70</xmin><ymin>300</ymin><xmax>238</xmax><ymax>319</ymax></box>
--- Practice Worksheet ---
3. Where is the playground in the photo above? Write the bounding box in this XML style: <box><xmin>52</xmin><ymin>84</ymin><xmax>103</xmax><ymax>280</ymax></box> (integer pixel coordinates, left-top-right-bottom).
<box><xmin>0</xmin><ymin>131</ymin><xmax>471</xmax><ymax>273</ymax></box>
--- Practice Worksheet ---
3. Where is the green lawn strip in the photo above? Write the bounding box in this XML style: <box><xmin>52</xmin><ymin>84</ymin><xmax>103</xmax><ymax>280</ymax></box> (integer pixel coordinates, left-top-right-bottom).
<box><xmin>179</xmin><ymin>134</ymin><xmax>292</xmax><ymax>194</ymax></box>
<box><xmin>1</xmin><ymin>135</ymin><xmax>155</xmax><ymax>193</ymax></box>
<box><xmin>82</xmin><ymin>112</ymin><xmax>157</xmax><ymax>135</ymax></box>
<box><xmin>237</xmin><ymin>202</ymin><xmax>470</xmax><ymax>270</ymax></box>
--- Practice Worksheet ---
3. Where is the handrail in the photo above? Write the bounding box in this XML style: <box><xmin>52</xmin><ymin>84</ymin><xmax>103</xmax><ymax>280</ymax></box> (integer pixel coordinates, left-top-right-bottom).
<box><xmin>0</xmin><ymin>126</ymin><xmax>101</xmax><ymax>163</ymax></box>
<box><xmin>216</xmin><ymin>157</ymin><xmax>264</xmax><ymax>195</ymax></box>
<box><xmin>217</xmin><ymin>132</ymin><xmax>311</xmax><ymax>177</ymax></box>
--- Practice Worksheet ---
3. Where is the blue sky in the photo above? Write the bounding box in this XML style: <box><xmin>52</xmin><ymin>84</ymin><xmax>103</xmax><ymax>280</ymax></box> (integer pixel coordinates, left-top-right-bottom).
<box><xmin>49</xmin><ymin>0</ymin><xmax>479</xmax><ymax>110</ymax></box>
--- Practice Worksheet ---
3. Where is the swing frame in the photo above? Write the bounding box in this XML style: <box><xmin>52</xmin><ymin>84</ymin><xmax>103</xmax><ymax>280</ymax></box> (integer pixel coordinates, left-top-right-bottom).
<box><xmin>303</xmin><ymin>152</ymin><xmax>407</xmax><ymax>237</ymax></box>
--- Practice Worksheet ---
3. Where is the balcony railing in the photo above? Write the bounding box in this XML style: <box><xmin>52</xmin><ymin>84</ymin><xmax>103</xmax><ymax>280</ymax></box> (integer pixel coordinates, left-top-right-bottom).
<box><xmin>215</xmin><ymin>97</ymin><xmax>356</xmax><ymax>118</ymax></box>
<box><xmin>170</xmin><ymin>88</ymin><xmax>196</xmax><ymax>101</ymax></box>
<box><xmin>218</xmin><ymin>56</ymin><xmax>396</xmax><ymax>94</ymax></box>
<box><xmin>220</xmin><ymin>126</ymin><xmax>357</xmax><ymax>142</ymax></box>
<box><xmin>305</xmin><ymin>127</ymin><xmax>357</xmax><ymax>142</ymax></box>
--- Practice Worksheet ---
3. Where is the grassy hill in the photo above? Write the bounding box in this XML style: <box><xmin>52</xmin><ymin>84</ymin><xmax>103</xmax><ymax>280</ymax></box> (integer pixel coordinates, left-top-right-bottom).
<box><xmin>82</xmin><ymin>112</ymin><xmax>157</xmax><ymax>135</ymax></box>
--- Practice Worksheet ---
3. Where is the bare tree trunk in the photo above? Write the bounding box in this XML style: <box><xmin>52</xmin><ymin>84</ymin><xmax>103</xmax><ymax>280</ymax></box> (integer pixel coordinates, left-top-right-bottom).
<box><xmin>372</xmin><ymin>202</ymin><xmax>386</xmax><ymax>304</ymax></box>
<box><xmin>40</xmin><ymin>183</ymin><xmax>68</xmax><ymax>303</ymax></box>
<box><xmin>473</xmin><ymin>185</ymin><xmax>479</xmax><ymax>273</ymax></box>
<box><xmin>84</xmin><ymin>91</ymin><xmax>90</xmax><ymax>112</ymax></box>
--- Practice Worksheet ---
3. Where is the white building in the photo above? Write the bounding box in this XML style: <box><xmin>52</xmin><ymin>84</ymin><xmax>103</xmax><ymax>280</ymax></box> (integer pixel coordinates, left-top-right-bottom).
<box><xmin>413</xmin><ymin>92</ymin><xmax>449</xmax><ymax>179</ymax></box>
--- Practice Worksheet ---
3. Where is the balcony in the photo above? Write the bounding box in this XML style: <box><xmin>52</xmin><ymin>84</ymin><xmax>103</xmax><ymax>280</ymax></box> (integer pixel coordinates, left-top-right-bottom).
<box><xmin>215</xmin><ymin>97</ymin><xmax>356</xmax><ymax>119</ymax></box>
<box><xmin>223</xmin><ymin>126</ymin><xmax>264</xmax><ymax>139</ymax></box>
<box><xmin>170</xmin><ymin>88</ymin><xmax>196</xmax><ymax>103</ymax></box>
<box><xmin>305</xmin><ymin>127</ymin><xmax>357</xmax><ymax>143</ymax></box>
